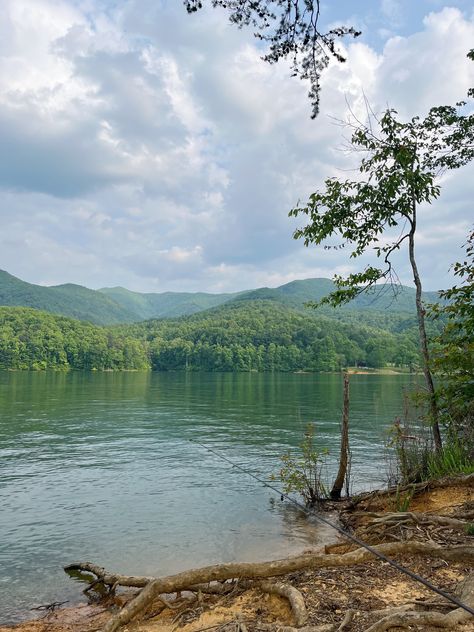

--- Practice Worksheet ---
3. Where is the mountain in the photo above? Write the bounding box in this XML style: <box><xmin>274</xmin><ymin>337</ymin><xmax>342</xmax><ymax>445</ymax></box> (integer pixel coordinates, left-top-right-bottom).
<box><xmin>234</xmin><ymin>278</ymin><xmax>440</xmax><ymax>313</ymax></box>
<box><xmin>102</xmin><ymin>278</ymin><xmax>440</xmax><ymax>322</ymax></box>
<box><xmin>0</xmin><ymin>269</ymin><xmax>441</xmax><ymax>326</ymax></box>
<box><xmin>98</xmin><ymin>286</ymin><xmax>241</xmax><ymax>320</ymax></box>
<box><xmin>0</xmin><ymin>270</ymin><xmax>137</xmax><ymax>325</ymax></box>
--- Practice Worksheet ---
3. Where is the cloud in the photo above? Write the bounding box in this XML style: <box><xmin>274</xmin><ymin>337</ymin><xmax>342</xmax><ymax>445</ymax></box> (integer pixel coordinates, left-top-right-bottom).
<box><xmin>0</xmin><ymin>1</ymin><xmax>473</xmax><ymax>293</ymax></box>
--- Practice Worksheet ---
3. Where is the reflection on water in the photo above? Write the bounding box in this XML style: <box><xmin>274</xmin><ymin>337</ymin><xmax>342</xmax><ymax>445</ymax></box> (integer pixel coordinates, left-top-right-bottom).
<box><xmin>0</xmin><ymin>371</ymin><xmax>415</xmax><ymax>623</ymax></box>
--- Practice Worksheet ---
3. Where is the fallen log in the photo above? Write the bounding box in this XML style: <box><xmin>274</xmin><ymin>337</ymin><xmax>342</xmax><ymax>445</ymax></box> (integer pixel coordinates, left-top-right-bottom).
<box><xmin>66</xmin><ymin>542</ymin><xmax>474</xmax><ymax>632</ymax></box>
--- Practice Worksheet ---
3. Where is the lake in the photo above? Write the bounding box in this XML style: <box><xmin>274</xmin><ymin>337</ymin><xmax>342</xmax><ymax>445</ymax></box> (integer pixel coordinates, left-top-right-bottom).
<box><xmin>0</xmin><ymin>371</ymin><xmax>416</xmax><ymax>623</ymax></box>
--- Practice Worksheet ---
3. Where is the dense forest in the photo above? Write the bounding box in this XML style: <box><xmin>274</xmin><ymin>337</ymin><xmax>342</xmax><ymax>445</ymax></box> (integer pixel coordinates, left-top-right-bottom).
<box><xmin>0</xmin><ymin>307</ymin><xmax>149</xmax><ymax>371</ymax></box>
<box><xmin>0</xmin><ymin>301</ymin><xmax>433</xmax><ymax>372</ymax></box>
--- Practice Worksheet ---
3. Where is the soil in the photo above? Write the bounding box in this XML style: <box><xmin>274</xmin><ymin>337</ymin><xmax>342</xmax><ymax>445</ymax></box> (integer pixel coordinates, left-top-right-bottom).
<box><xmin>1</xmin><ymin>477</ymin><xmax>473</xmax><ymax>632</ymax></box>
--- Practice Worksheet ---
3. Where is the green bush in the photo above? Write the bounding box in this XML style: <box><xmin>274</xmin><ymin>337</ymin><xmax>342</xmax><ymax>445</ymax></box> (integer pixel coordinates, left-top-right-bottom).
<box><xmin>274</xmin><ymin>423</ymin><xmax>329</xmax><ymax>506</ymax></box>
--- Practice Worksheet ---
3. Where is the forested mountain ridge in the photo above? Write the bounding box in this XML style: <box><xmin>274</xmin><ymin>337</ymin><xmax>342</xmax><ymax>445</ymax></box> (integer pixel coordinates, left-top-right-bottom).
<box><xmin>0</xmin><ymin>270</ymin><xmax>137</xmax><ymax>325</ymax></box>
<box><xmin>233</xmin><ymin>278</ymin><xmax>440</xmax><ymax>313</ymax></box>
<box><xmin>118</xmin><ymin>300</ymin><xmax>425</xmax><ymax>372</ymax></box>
<box><xmin>0</xmin><ymin>269</ymin><xmax>441</xmax><ymax>326</ymax></box>
<box><xmin>0</xmin><ymin>300</ymin><xmax>430</xmax><ymax>372</ymax></box>
<box><xmin>98</xmin><ymin>286</ymin><xmax>242</xmax><ymax>320</ymax></box>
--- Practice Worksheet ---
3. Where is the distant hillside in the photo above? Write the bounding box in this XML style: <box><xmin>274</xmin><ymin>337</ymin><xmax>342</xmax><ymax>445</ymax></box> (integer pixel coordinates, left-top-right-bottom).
<box><xmin>0</xmin><ymin>271</ymin><xmax>136</xmax><ymax>325</ymax></box>
<box><xmin>234</xmin><ymin>278</ymin><xmax>440</xmax><ymax>313</ymax></box>
<box><xmin>0</xmin><ymin>269</ymin><xmax>441</xmax><ymax>325</ymax></box>
<box><xmin>99</xmin><ymin>286</ymin><xmax>240</xmax><ymax>319</ymax></box>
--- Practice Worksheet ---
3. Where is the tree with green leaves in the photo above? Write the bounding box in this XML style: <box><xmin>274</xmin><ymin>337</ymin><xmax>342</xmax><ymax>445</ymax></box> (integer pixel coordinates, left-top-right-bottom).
<box><xmin>185</xmin><ymin>0</ymin><xmax>360</xmax><ymax>118</ymax></box>
<box><xmin>290</xmin><ymin>51</ymin><xmax>474</xmax><ymax>451</ymax></box>
<box><xmin>431</xmin><ymin>229</ymin><xmax>474</xmax><ymax>445</ymax></box>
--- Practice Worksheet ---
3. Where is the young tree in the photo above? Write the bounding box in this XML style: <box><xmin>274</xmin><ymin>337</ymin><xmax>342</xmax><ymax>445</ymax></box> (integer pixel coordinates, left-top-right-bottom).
<box><xmin>289</xmin><ymin>58</ymin><xmax>474</xmax><ymax>450</ymax></box>
<box><xmin>185</xmin><ymin>1</ymin><xmax>360</xmax><ymax>118</ymax></box>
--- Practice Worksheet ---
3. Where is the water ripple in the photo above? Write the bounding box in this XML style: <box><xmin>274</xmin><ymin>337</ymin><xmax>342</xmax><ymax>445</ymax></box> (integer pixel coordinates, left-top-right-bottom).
<box><xmin>0</xmin><ymin>371</ymin><xmax>412</xmax><ymax>624</ymax></box>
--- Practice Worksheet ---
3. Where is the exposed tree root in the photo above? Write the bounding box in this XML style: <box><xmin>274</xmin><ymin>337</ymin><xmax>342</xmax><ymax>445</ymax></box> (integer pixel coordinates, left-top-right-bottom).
<box><xmin>354</xmin><ymin>473</ymin><xmax>474</xmax><ymax>502</ymax></box>
<box><xmin>365</xmin><ymin>572</ymin><xmax>474</xmax><ymax>631</ymax></box>
<box><xmin>258</xmin><ymin>582</ymin><xmax>307</xmax><ymax>626</ymax></box>
<box><xmin>256</xmin><ymin>624</ymin><xmax>334</xmax><ymax>632</ymax></box>
<box><xmin>65</xmin><ymin>562</ymin><xmax>152</xmax><ymax>589</ymax></box>
<box><xmin>353</xmin><ymin>510</ymin><xmax>471</xmax><ymax>545</ymax></box>
<box><xmin>255</xmin><ymin>609</ymin><xmax>354</xmax><ymax>632</ymax></box>
<box><xmin>451</xmin><ymin>501</ymin><xmax>474</xmax><ymax>521</ymax></box>
<box><xmin>358</xmin><ymin>511</ymin><xmax>468</xmax><ymax>530</ymax></box>
<box><xmin>365</xmin><ymin>610</ymin><xmax>471</xmax><ymax>631</ymax></box>
<box><xmin>66</xmin><ymin>542</ymin><xmax>474</xmax><ymax>632</ymax></box>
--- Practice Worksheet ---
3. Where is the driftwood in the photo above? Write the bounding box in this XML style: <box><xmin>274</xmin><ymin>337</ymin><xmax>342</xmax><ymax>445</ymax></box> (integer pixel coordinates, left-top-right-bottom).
<box><xmin>66</xmin><ymin>542</ymin><xmax>474</xmax><ymax>632</ymax></box>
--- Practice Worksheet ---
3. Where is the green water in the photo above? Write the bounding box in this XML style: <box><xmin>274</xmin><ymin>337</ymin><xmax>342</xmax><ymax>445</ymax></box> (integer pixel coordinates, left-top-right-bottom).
<box><xmin>0</xmin><ymin>371</ymin><xmax>415</xmax><ymax>623</ymax></box>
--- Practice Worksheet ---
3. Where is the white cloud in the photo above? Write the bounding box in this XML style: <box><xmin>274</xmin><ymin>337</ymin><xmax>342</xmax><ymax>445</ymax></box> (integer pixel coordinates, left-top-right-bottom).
<box><xmin>0</xmin><ymin>0</ymin><xmax>473</xmax><ymax>294</ymax></box>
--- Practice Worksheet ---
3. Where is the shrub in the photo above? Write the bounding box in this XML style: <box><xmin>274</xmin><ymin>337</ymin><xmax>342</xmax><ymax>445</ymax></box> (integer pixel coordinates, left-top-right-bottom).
<box><xmin>275</xmin><ymin>423</ymin><xmax>329</xmax><ymax>506</ymax></box>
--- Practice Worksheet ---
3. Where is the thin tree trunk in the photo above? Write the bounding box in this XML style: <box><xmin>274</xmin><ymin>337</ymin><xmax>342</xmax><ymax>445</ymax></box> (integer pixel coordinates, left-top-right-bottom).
<box><xmin>331</xmin><ymin>372</ymin><xmax>350</xmax><ymax>499</ymax></box>
<box><xmin>408</xmin><ymin>203</ymin><xmax>442</xmax><ymax>452</ymax></box>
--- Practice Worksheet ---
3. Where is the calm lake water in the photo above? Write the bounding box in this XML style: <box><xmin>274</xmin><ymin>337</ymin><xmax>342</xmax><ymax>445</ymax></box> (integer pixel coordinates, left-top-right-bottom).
<box><xmin>0</xmin><ymin>371</ymin><xmax>416</xmax><ymax>623</ymax></box>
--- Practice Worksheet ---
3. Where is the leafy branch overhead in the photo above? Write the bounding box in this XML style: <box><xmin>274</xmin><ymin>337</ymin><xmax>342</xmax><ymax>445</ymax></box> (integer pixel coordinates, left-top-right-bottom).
<box><xmin>290</xmin><ymin>91</ymin><xmax>474</xmax><ymax>307</ymax></box>
<box><xmin>184</xmin><ymin>0</ymin><xmax>360</xmax><ymax>117</ymax></box>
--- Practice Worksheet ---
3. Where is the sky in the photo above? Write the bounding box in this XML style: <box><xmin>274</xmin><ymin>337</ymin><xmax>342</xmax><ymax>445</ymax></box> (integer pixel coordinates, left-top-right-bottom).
<box><xmin>0</xmin><ymin>0</ymin><xmax>473</xmax><ymax>293</ymax></box>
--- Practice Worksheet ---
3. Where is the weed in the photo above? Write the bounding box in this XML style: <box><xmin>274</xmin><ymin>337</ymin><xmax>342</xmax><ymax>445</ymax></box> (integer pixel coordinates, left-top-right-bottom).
<box><xmin>387</xmin><ymin>416</ymin><xmax>432</xmax><ymax>484</ymax></box>
<box><xmin>427</xmin><ymin>439</ymin><xmax>474</xmax><ymax>479</ymax></box>
<box><xmin>392</xmin><ymin>484</ymin><xmax>415</xmax><ymax>512</ymax></box>
<box><xmin>274</xmin><ymin>423</ymin><xmax>329</xmax><ymax>506</ymax></box>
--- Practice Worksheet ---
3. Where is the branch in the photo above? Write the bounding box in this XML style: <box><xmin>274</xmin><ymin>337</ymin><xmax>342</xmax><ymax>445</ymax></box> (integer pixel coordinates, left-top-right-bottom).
<box><xmin>184</xmin><ymin>1</ymin><xmax>360</xmax><ymax>117</ymax></box>
<box><xmin>66</xmin><ymin>542</ymin><xmax>474</xmax><ymax>632</ymax></box>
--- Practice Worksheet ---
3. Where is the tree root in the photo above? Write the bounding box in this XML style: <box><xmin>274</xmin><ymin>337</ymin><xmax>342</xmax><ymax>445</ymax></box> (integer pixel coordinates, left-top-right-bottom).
<box><xmin>258</xmin><ymin>581</ymin><xmax>308</xmax><ymax>627</ymax></box>
<box><xmin>65</xmin><ymin>542</ymin><xmax>474</xmax><ymax>632</ymax></box>
<box><xmin>352</xmin><ymin>510</ymin><xmax>471</xmax><ymax>544</ymax></box>
<box><xmin>365</xmin><ymin>571</ymin><xmax>474</xmax><ymax>631</ymax></box>
<box><xmin>365</xmin><ymin>610</ymin><xmax>471</xmax><ymax>631</ymax></box>
<box><xmin>255</xmin><ymin>609</ymin><xmax>354</xmax><ymax>632</ymax></box>
<box><xmin>358</xmin><ymin>511</ymin><xmax>468</xmax><ymax>529</ymax></box>
<box><xmin>346</xmin><ymin>511</ymin><xmax>469</xmax><ymax>544</ymax></box>
<box><xmin>256</xmin><ymin>624</ymin><xmax>334</xmax><ymax>632</ymax></box>
<box><xmin>349</xmin><ymin>473</ymin><xmax>474</xmax><ymax>509</ymax></box>
<box><xmin>64</xmin><ymin>562</ymin><xmax>153</xmax><ymax>589</ymax></box>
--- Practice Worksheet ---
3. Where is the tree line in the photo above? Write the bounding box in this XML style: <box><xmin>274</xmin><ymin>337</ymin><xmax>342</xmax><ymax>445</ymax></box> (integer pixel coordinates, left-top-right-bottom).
<box><xmin>0</xmin><ymin>307</ymin><xmax>148</xmax><ymax>371</ymax></box>
<box><xmin>0</xmin><ymin>301</ymin><xmax>426</xmax><ymax>372</ymax></box>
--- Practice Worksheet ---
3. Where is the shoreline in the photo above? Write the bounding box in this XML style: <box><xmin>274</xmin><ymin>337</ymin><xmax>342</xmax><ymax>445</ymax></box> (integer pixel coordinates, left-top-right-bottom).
<box><xmin>2</xmin><ymin>474</ymin><xmax>472</xmax><ymax>632</ymax></box>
